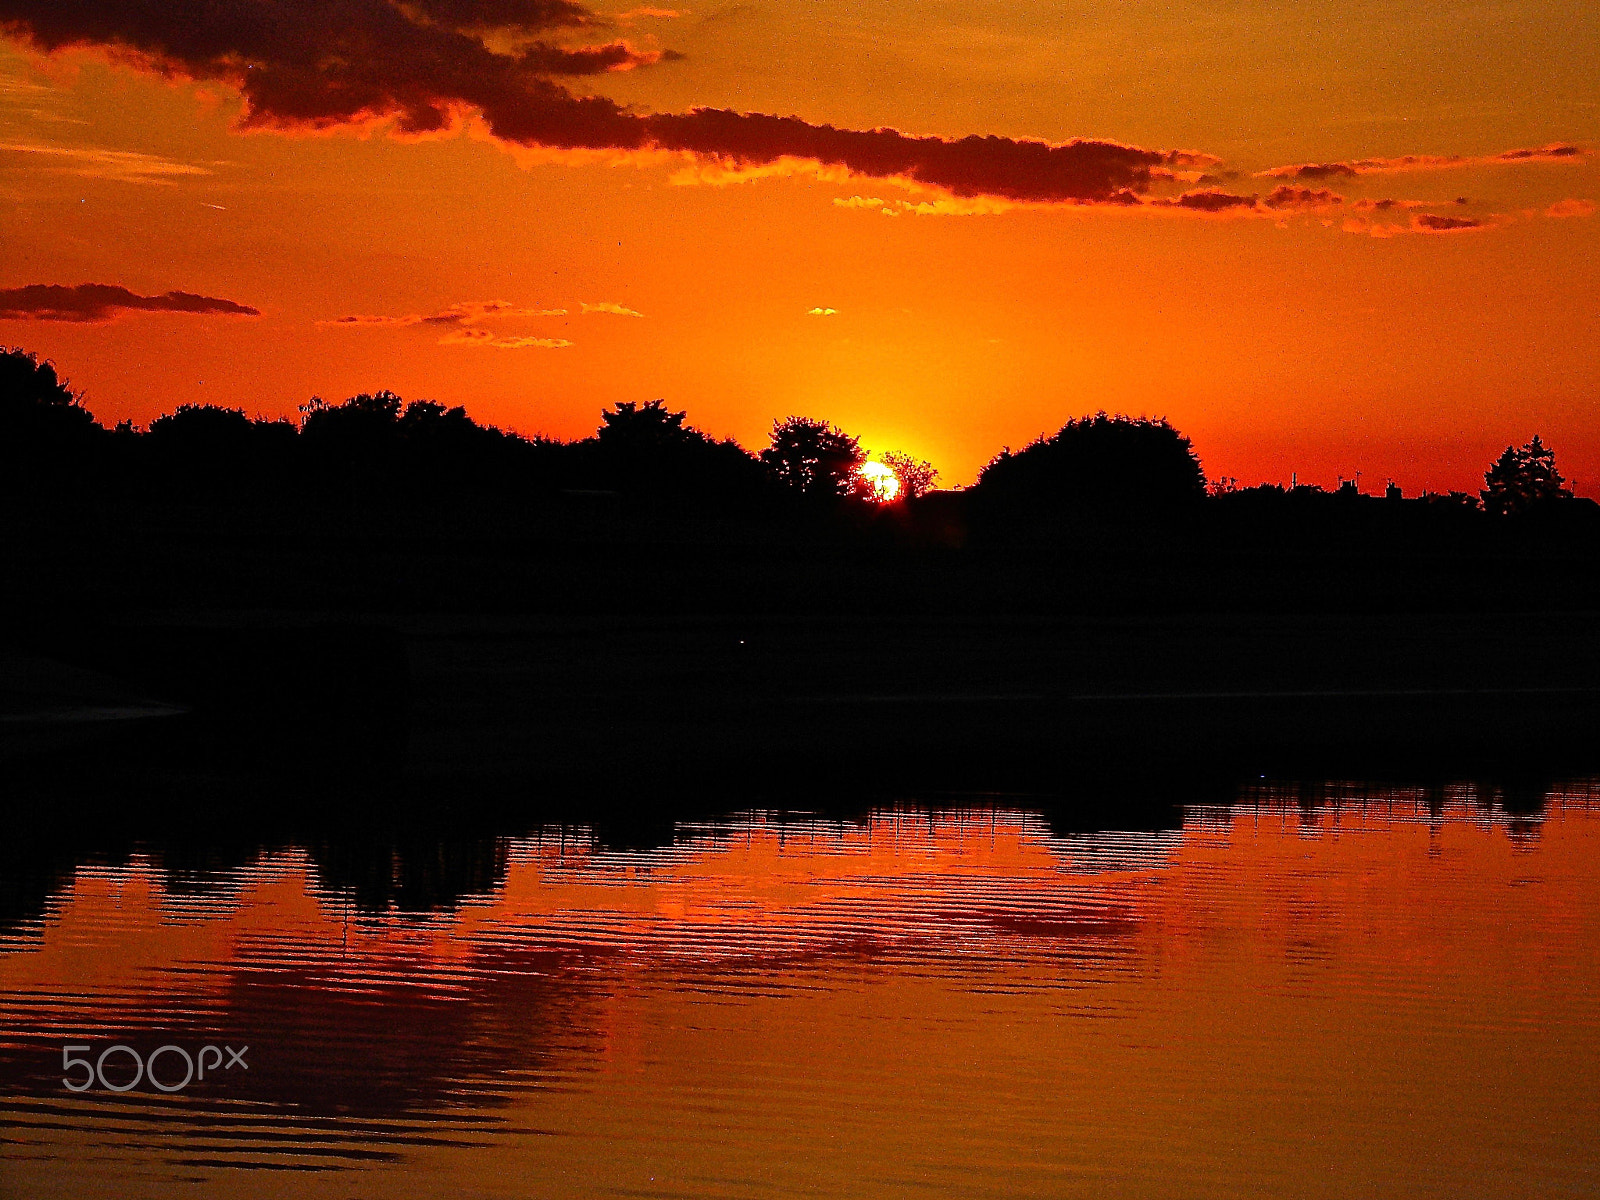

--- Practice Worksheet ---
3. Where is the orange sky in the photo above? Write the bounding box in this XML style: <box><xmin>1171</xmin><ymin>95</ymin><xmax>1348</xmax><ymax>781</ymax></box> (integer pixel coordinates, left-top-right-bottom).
<box><xmin>1</xmin><ymin>0</ymin><xmax>1596</xmax><ymax>491</ymax></box>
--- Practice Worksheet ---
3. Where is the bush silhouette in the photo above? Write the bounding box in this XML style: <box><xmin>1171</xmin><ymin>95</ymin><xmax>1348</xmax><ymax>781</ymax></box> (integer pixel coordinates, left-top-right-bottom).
<box><xmin>974</xmin><ymin>413</ymin><xmax>1205</xmax><ymax>517</ymax></box>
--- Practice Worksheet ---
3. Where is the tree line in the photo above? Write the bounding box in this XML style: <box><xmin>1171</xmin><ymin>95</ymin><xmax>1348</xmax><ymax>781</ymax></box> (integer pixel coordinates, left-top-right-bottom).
<box><xmin>0</xmin><ymin>345</ymin><xmax>1582</xmax><ymax>523</ymax></box>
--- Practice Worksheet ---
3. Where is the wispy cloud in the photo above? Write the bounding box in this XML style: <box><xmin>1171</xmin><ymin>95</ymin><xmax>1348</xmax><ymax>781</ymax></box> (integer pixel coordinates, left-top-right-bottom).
<box><xmin>0</xmin><ymin>74</ymin><xmax>50</xmax><ymax>98</ymax></box>
<box><xmin>614</xmin><ymin>7</ymin><xmax>686</xmax><ymax>21</ymax></box>
<box><xmin>325</xmin><ymin>301</ymin><xmax>567</xmax><ymax>327</ymax></box>
<box><xmin>325</xmin><ymin>299</ymin><xmax>572</xmax><ymax>346</ymax></box>
<box><xmin>829</xmin><ymin>193</ymin><xmax>1017</xmax><ymax>217</ymax></box>
<box><xmin>0</xmin><ymin>71</ymin><xmax>83</xmax><ymax>123</ymax></box>
<box><xmin>0</xmin><ymin>141</ymin><xmax>218</xmax><ymax>185</ymax></box>
<box><xmin>438</xmin><ymin>328</ymin><xmax>573</xmax><ymax>348</ymax></box>
<box><xmin>580</xmin><ymin>301</ymin><xmax>644</xmax><ymax>317</ymax></box>
<box><xmin>806</xmin><ymin>307</ymin><xmax>836</xmax><ymax>316</ymax></box>
<box><xmin>0</xmin><ymin>282</ymin><xmax>259</xmax><ymax>322</ymax></box>
<box><xmin>1261</xmin><ymin>185</ymin><xmax>1344</xmax><ymax>210</ymax></box>
<box><xmin>1340</xmin><ymin>213</ymin><xmax>1491</xmax><ymax>237</ymax></box>
<box><xmin>1258</xmin><ymin>144</ymin><xmax>1585</xmax><ymax>180</ymax></box>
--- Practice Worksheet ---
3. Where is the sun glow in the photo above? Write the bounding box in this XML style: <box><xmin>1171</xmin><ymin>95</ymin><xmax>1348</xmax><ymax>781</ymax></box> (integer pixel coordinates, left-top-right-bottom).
<box><xmin>858</xmin><ymin>459</ymin><xmax>901</xmax><ymax>502</ymax></box>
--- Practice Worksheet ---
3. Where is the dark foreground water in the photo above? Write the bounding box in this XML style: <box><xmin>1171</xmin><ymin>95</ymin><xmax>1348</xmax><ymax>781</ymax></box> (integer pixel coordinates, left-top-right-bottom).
<box><xmin>3</xmin><ymin>783</ymin><xmax>1598</xmax><ymax>1199</ymax></box>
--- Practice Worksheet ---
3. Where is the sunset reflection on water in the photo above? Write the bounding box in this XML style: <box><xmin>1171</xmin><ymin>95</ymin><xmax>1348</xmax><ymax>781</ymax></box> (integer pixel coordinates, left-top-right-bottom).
<box><xmin>3</xmin><ymin>787</ymin><xmax>1598</xmax><ymax>1199</ymax></box>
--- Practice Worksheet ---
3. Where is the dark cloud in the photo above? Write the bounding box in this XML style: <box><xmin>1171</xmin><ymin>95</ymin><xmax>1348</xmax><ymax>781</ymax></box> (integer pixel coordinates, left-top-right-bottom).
<box><xmin>325</xmin><ymin>300</ymin><xmax>567</xmax><ymax>325</ymax></box>
<box><xmin>1413</xmin><ymin>213</ymin><xmax>1482</xmax><ymax>232</ymax></box>
<box><xmin>0</xmin><ymin>0</ymin><xmax>1210</xmax><ymax>203</ymax></box>
<box><xmin>1263</xmin><ymin>185</ymin><xmax>1342</xmax><ymax>209</ymax></box>
<box><xmin>640</xmin><ymin>113</ymin><xmax>1201</xmax><ymax>201</ymax></box>
<box><xmin>1262</xmin><ymin>162</ymin><xmax>1359</xmax><ymax>181</ymax></box>
<box><xmin>1496</xmin><ymin>143</ymin><xmax>1582</xmax><ymax>162</ymax></box>
<box><xmin>0</xmin><ymin>0</ymin><xmax>667</xmax><ymax>138</ymax></box>
<box><xmin>521</xmin><ymin>41</ymin><xmax>678</xmax><ymax>75</ymax></box>
<box><xmin>1261</xmin><ymin>144</ymin><xmax>1585</xmax><ymax>179</ymax></box>
<box><xmin>0</xmin><ymin>282</ymin><xmax>259</xmax><ymax>321</ymax></box>
<box><xmin>406</xmin><ymin>0</ymin><xmax>596</xmax><ymax>29</ymax></box>
<box><xmin>1159</xmin><ymin>189</ymin><xmax>1258</xmax><ymax>212</ymax></box>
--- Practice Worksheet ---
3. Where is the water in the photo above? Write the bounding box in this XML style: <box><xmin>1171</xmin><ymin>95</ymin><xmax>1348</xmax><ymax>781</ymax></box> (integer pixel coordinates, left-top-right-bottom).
<box><xmin>3</xmin><ymin>784</ymin><xmax>1598</xmax><ymax>1198</ymax></box>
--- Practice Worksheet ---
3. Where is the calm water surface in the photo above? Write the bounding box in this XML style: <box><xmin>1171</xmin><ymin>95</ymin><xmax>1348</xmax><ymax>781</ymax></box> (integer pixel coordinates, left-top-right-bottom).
<box><xmin>3</xmin><ymin>784</ymin><xmax>1599</xmax><ymax>1198</ymax></box>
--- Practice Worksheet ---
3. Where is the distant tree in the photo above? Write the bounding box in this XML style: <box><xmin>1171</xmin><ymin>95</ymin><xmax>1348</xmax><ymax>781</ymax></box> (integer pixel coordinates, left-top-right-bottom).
<box><xmin>301</xmin><ymin>390</ymin><xmax>404</xmax><ymax>442</ymax></box>
<box><xmin>1482</xmin><ymin>435</ymin><xmax>1571</xmax><ymax>516</ymax></box>
<box><xmin>761</xmin><ymin>416</ymin><xmax>865</xmax><ymax>498</ymax></box>
<box><xmin>880</xmin><ymin>451</ymin><xmax>939</xmax><ymax>500</ymax></box>
<box><xmin>588</xmin><ymin>399</ymin><xmax>770</xmax><ymax>505</ymax></box>
<box><xmin>397</xmin><ymin>398</ymin><xmax>492</xmax><ymax>455</ymax></box>
<box><xmin>397</xmin><ymin>399</ymin><xmax>454</xmax><ymax>434</ymax></box>
<box><xmin>1423</xmin><ymin>490</ymin><xmax>1483</xmax><ymax>513</ymax></box>
<box><xmin>597</xmin><ymin>399</ymin><xmax>694</xmax><ymax>450</ymax></box>
<box><xmin>974</xmin><ymin>412</ymin><xmax>1205</xmax><ymax>515</ymax></box>
<box><xmin>294</xmin><ymin>391</ymin><xmax>410</xmax><ymax>499</ymax></box>
<box><xmin>141</xmin><ymin>404</ymin><xmax>300</xmax><ymax>498</ymax></box>
<box><xmin>148</xmin><ymin>403</ymin><xmax>255</xmax><ymax>446</ymax></box>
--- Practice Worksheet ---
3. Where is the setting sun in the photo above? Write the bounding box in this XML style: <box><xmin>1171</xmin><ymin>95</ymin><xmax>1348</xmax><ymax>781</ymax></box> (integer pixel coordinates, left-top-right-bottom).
<box><xmin>858</xmin><ymin>460</ymin><xmax>902</xmax><ymax>502</ymax></box>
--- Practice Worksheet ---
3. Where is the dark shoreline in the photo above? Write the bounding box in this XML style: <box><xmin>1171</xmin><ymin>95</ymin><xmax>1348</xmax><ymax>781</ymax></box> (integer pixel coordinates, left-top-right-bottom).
<box><xmin>8</xmin><ymin>490</ymin><xmax>1600</xmax><ymax>865</ymax></box>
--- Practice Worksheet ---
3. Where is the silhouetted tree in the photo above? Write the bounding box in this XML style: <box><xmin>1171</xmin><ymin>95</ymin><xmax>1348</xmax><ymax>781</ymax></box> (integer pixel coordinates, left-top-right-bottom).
<box><xmin>148</xmin><ymin>403</ymin><xmax>255</xmax><ymax>449</ymax></box>
<box><xmin>397</xmin><ymin>398</ymin><xmax>468</xmax><ymax>439</ymax></box>
<box><xmin>301</xmin><ymin>390</ymin><xmax>404</xmax><ymax>446</ymax></box>
<box><xmin>298</xmin><ymin>391</ymin><xmax>417</xmax><ymax>498</ymax></box>
<box><xmin>598</xmin><ymin>399</ymin><xmax>693</xmax><ymax>450</ymax></box>
<box><xmin>761</xmin><ymin>416</ymin><xmax>865</xmax><ymax>498</ymax></box>
<box><xmin>143</xmin><ymin>404</ymin><xmax>257</xmax><ymax>496</ymax></box>
<box><xmin>974</xmin><ymin>412</ymin><xmax>1205</xmax><ymax>517</ymax></box>
<box><xmin>1482</xmin><ymin>435</ymin><xmax>1571</xmax><ymax>516</ymax></box>
<box><xmin>0</xmin><ymin>347</ymin><xmax>103</xmax><ymax>491</ymax></box>
<box><xmin>583</xmin><ymin>399</ymin><xmax>771</xmax><ymax>505</ymax></box>
<box><xmin>1</xmin><ymin>347</ymin><xmax>92</xmax><ymax>433</ymax></box>
<box><xmin>880</xmin><ymin>451</ymin><xmax>939</xmax><ymax>500</ymax></box>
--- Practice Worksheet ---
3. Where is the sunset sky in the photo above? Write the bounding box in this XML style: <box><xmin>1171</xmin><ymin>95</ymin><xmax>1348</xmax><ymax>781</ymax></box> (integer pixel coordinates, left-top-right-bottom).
<box><xmin>1</xmin><ymin>0</ymin><xmax>1595</xmax><ymax>490</ymax></box>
